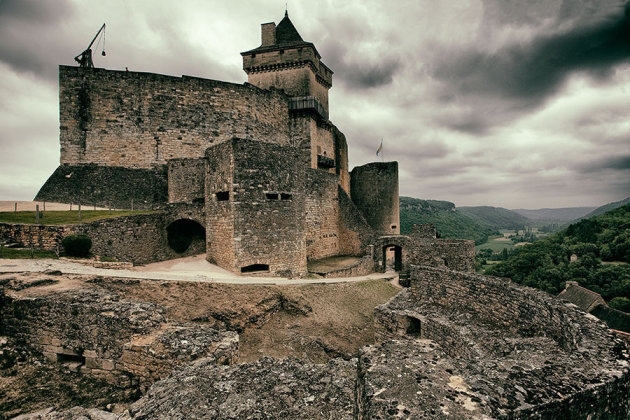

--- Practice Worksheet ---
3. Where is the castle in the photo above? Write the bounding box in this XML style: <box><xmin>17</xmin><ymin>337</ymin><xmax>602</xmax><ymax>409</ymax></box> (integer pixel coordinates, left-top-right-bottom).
<box><xmin>34</xmin><ymin>12</ymin><xmax>472</xmax><ymax>276</ymax></box>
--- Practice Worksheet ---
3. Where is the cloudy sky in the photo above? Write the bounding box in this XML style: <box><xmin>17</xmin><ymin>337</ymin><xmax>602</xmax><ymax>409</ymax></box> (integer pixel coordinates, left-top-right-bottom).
<box><xmin>0</xmin><ymin>0</ymin><xmax>628</xmax><ymax>209</ymax></box>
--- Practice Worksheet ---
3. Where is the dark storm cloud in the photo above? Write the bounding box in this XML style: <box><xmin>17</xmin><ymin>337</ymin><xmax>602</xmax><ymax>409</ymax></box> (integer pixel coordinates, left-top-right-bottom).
<box><xmin>431</xmin><ymin>1</ymin><xmax>630</xmax><ymax>114</ymax></box>
<box><xmin>0</xmin><ymin>0</ymin><xmax>74</xmax><ymax>80</ymax></box>
<box><xmin>578</xmin><ymin>154</ymin><xmax>630</xmax><ymax>173</ymax></box>
<box><xmin>320</xmin><ymin>38</ymin><xmax>400</xmax><ymax>89</ymax></box>
<box><xmin>0</xmin><ymin>0</ymin><xmax>71</xmax><ymax>22</ymax></box>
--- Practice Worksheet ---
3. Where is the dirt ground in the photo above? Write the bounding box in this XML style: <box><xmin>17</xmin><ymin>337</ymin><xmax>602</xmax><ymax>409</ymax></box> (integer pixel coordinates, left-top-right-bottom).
<box><xmin>96</xmin><ymin>275</ymin><xmax>400</xmax><ymax>362</ymax></box>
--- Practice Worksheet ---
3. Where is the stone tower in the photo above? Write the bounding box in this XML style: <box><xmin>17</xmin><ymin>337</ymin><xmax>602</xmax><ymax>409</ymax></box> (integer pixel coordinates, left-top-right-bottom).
<box><xmin>241</xmin><ymin>11</ymin><xmax>333</xmax><ymax>118</ymax></box>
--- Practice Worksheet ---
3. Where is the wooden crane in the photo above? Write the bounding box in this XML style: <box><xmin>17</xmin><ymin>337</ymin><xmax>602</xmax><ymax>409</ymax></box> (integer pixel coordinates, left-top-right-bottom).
<box><xmin>74</xmin><ymin>23</ymin><xmax>106</xmax><ymax>68</ymax></box>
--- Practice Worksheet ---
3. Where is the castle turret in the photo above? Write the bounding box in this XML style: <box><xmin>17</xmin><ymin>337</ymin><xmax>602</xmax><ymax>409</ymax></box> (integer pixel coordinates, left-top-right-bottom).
<box><xmin>241</xmin><ymin>11</ymin><xmax>333</xmax><ymax>119</ymax></box>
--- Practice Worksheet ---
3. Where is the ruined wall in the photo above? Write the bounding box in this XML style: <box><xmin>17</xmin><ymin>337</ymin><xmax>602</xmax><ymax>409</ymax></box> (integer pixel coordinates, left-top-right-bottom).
<box><xmin>368</xmin><ymin>267</ymin><xmax>630</xmax><ymax>419</ymax></box>
<box><xmin>408</xmin><ymin>238</ymin><xmax>476</xmax><ymax>272</ymax></box>
<box><xmin>167</xmin><ymin>158</ymin><xmax>206</xmax><ymax>204</ymax></box>
<box><xmin>350</xmin><ymin>162</ymin><xmax>400</xmax><ymax>235</ymax></box>
<box><xmin>305</xmin><ymin>169</ymin><xmax>340</xmax><ymax>260</ymax></box>
<box><xmin>409</xmin><ymin>266</ymin><xmax>586</xmax><ymax>351</ymax></box>
<box><xmin>371</xmin><ymin>234</ymin><xmax>475</xmax><ymax>273</ymax></box>
<box><xmin>35</xmin><ymin>164</ymin><xmax>168</xmax><ymax>209</ymax></box>
<box><xmin>59</xmin><ymin>66</ymin><xmax>290</xmax><ymax>169</ymax></box>
<box><xmin>1</xmin><ymin>288</ymin><xmax>238</xmax><ymax>392</ymax></box>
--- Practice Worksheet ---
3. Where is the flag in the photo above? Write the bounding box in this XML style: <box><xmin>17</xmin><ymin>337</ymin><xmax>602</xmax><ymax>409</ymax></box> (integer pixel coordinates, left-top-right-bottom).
<box><xmin>376</xmin><ymin>141</ymin><xmax>383</xmax><ymax>156</ymax></box>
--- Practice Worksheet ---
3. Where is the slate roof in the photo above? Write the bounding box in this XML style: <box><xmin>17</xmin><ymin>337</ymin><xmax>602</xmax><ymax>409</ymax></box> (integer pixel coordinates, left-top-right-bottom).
<box><xmin>275</xmin><ymin>11</ymin><xmax>303</xmax><ymax>44</ymax></box>
<box><xmin>558</xmin><ymin>283</ymin><xmax>606</xmax><ymax>313</ymax></box>
<box><xmin>241</xmin><ymin>12</ymin><xmax>321</xmax><ymax>58</ymax></box>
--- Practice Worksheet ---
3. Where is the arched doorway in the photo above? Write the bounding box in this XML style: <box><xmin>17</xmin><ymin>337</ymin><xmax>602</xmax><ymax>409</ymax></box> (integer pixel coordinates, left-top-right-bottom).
<box><xmin>382</xmin><ymin>245</ymin><xmax>402</xmax><ymax>272</ymax></box>
<box><xmin>166</xmin><ymin>219</ymin><xmax>206</xmax><ymax>254</ymax></box>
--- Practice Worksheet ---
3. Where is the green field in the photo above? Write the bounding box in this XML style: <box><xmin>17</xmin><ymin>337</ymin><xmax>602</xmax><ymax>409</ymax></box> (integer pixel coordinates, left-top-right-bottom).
<box><xmin>475</xmin><ymin>236</ymin><xmax>516</xmax><ymax>252</ymax></box>
<box><xmin>0</xmin><ymin>248</ymin><xmax>58</xmax><ymax>259</ymax></box>
<box><xmin>0</xmin><ymin>210</ymin><xmax>154</xmax><ymax>225</ymax></box>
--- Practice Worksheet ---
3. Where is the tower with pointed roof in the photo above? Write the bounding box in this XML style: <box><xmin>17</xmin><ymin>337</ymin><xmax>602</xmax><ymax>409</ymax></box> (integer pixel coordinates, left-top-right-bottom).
<box><xmin>241</xmin><ymin>11</ymin><xmax>333</xmax><ymax>117</ymax></box>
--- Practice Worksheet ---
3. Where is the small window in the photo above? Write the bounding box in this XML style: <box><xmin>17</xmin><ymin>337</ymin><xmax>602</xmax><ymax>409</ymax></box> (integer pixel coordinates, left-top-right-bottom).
<box><xmin>216</xmin><ymin>191</ymin><xmax>229</xmax><ymax>201</ymax></box>
<box><xmin>406</xmin><ymin>316</ymin><xmax>421</xmax><ymax>337</ymax></box>
<box><xmin>241</xmin><ymin>264</ymin><xmax>269</xmax><ymax>273</ymax></box>
<box><xmin>57</xmin><ymin>353</ymin><xmax>86</xmax><ymax>364</ymax></box>
<box><xmin>251</xmin><ymin>53</ymin><xmax>256</xmax><ymax>58</ymax></box>
<box><xmin>266</xmin><ymin>193</ymin><xmax>279</xmax><ymax>200</ymax></box>
<box><xmin>391</xmin><ymin>225</ymin><xmax>397</xmax><ymax>229</ymax></box>
<box><xmin>280</xmin><ymin>193</ymin><xmax>292</xmax><ymax>201</ymax></box>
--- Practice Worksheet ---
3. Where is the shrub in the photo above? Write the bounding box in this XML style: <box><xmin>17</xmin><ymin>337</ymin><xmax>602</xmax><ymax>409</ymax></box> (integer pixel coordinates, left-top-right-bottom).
<box><xmin>61</xmin><ymin>234</ymin><xmax>92</xmax><ymax>257</ymax></box>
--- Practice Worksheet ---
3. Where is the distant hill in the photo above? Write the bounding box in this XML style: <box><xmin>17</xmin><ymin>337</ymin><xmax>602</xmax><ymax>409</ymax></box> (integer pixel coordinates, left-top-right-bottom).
<box><xmin>399</xmin><ymin>197</ymin><xmax>496</xmax><ymax>244</ymax></box>
<box><xmin>578</xmin><ymin>197</ymin><xmax>630</xmax><ymax>220</ymax></box>
<box><xmin>486</xmin><ymin>204</ymin><xmax>630</xmax><ymax>308</ymax></box>
<box><xmin>458</xmin><ymin>206</ymin><xmax>530</xmax><ymax>230</ymax></box>
<box><xmin>511</xmin><ymin>207</ymin><xmax>596</xmax><ymax>222</ymax></box>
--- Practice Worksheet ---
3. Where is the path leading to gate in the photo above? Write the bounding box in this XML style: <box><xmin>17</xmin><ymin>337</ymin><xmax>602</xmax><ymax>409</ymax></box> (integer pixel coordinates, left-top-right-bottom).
<box><xmin>0</xmin><ymin>254</ymin><xmax>397</xmax><ymax>285</ymax></box>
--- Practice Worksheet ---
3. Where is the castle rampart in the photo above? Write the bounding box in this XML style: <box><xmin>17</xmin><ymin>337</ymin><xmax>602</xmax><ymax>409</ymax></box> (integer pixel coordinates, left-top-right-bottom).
<box><xmin>350</xmin><ymin>162</ymin><xmax>400</xmax><ymax>235</ymax></box>
<box><xmin>58</xmin><ymin>66</ymin><xmax>291</xmax><ymax>169</ymax></box>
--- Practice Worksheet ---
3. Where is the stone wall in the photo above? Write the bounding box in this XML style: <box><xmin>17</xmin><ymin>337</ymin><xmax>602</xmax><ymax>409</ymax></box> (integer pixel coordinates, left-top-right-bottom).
<box><xmin>305</xmin><ymin>169</ymin><xmax>340</xmax><ymax>260</ymax></box>
<box><xmin>205</xmin><ymin>141</ymin><xmax>236</xmax><ymax>269</ymax></box>
<box><xmin>408</xmin><ymin>238</ymin><xmax>476</xmax><ymax>272</ymax></box>
<box><xmin>35</xmin><ymin>164</ymin><xmax>168</xmax><ymax>210</ymax></box>
<box><xmin>231</xmin><ymin>139</ymin><xmax>306</xmax><ymax>276</ymax></box>
<box><xmin>167</xmin><ymin>158</ymin><xmax>206</xmax><ymax>204</ymax></box>
<box><xmin>314</xmin><ymin>254</ymin><xmax>375</xmax><ymax>278</ymax></box>
<box><xmin>205</xmin><ymin>138</ymin><xmax>307</xmax><ymax>276</ymax></box>
<box><xmin>242</xmin><ymin>44</ymin><xmax>332</xmax><ymax>113</ymax></box>
<box><xmin>350</xmin><ymin>162</ymin><xmax>400</xmax><ymax>235</ymax></box>
<box><xmin>0</xmin><ymin>223</ymin><xmax>72</xmax><ymax>251</ymax></box>
<box><xmin>0</xmin><ymin>212</ymin><xmax>204</xmax><ymax>265</ymax></box>
<box><xmin>409</xmin><ymin>266</ymin><xmax>585</xmax><ymax>351</ymax></box>
<box><xmin>337</xmin><ymin>187</ymin><xmax>374</xmax><ymax>256</ymax></box>
<box><xmin>372</xmin><ymin>234</ymin><xmax>475</xmax><ymax>273</ymax></box>
<box><xmin>1</xmin><ymin>287</ymin><xmax>238</xmax><ymax>392</ymax></box>
<box><xmin>367</xmin><ymin>267</ymin><xmax>630</xmax><ymax>419</ymax></box>
<box><xmin>59</xmin><ymin>66</ymin><xmax>290</xmax><ymax>169</ymax></box>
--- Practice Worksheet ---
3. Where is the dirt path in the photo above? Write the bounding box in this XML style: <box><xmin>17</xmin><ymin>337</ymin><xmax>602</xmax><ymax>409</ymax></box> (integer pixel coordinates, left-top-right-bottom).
<box><xmin>0</xmin><ymin>255</ymin><xmax>396</xmax><ymax>285</ymax></box>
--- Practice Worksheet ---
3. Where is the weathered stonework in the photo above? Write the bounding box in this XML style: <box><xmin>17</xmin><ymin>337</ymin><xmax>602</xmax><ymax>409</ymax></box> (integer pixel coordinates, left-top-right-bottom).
<box><xmin>350</xmin><ymin>162</ymin><xmax>400</xmax><ymax>235</ymax></box>
<box><xmin>205</xmin><ymin>138</ymin><xmax>307</xmax><ymax>276</ymax></box>
<box><xmin>167</xmin><ymin>158</ymin><xmax>206</xmax><ymax>204</ymax></box>
<box><xmin>369</xmin><ymin>265</ymin><xmax>630</xmax><ymax>418</ymax></box>
<box><xmin>0</xmin><ymin>211</ymin><xmax>206</xmax><ymax>265</ymax></box>
<box><xmin>1</xmin><ymin>286</ymin><xmax>238</xmax><ymax>392</ymax></box>
<box><xmin>35</xmin><ymin>164</ymin><xmax>168</xmax><ymax>210</ymax></box>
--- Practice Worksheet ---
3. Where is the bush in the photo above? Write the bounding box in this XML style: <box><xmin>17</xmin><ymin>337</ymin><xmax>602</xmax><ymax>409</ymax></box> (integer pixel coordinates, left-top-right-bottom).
<box><xmin>608</xmin><ymin>297</ymin><xmax>630</xmax><ymax>313</ymax></box>
<box><xmin>61</xmin><ymin>234</ymin><xmax>92</xmax><ymax>257</ymax></box>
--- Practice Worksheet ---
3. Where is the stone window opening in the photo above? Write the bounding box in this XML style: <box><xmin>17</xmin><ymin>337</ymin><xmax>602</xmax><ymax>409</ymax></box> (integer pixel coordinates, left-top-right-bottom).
<box><xmin>266</xmin><ymin>193</ymin><xmax>279</xmax><ymax>200</ymax></box>
<box><xmin>391</xmin><ymin>225</ymin><xmax>397</xmax><ymax>230</ymax></box>
<box><xmin>406</xmin><ymin>316</ymin><xmax>421</xmax><ymax>337</ymax></box>
<box><xmin>241</xmin><ymin>263</ymin><xmax>270</xmax><ymax>273</ymax></box>
<box><xmin>216</xmin><ymin>191</ymin><xmax>229</xmax><ymax>201</ymax></box>
<box><xmin>57</xmin><ymin>351</ymin><xmax>86</xmax><ymax>365</ymax></box>
<box><xmin>280</xmin><ymin>193</ymin><xmax>292</xmax><ymax>200</ymax></box>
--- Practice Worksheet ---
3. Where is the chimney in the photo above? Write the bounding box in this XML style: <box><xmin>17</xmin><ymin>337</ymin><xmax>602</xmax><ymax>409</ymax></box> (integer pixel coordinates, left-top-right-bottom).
<box><xmin>261</xmin><ymin>22</ymin><xmax>276</xmax><ymax>46</ymax></box>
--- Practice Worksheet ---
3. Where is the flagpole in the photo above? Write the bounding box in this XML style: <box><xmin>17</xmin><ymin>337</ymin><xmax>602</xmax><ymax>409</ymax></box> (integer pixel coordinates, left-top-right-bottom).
<box><xmin>381</xmin><ymin>138</ymin><xmax>384</xmax><ymax>162</ymax></box>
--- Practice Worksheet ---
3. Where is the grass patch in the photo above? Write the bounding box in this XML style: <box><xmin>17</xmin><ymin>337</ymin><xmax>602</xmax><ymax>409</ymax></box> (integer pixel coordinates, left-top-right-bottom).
<box><xmin>0</xmin><ymin>248</ymin><xmax>58</xmax><ymax>259</ymax></box>
<box><xmin>0</xmin><ymin>210</ymin><xmax>154</xmax><ymax>225</ymax></box>
<box><xmin>476</xmin><ymin>236</ymin><xmax>516</xmax><ymax>252</ymax></box>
